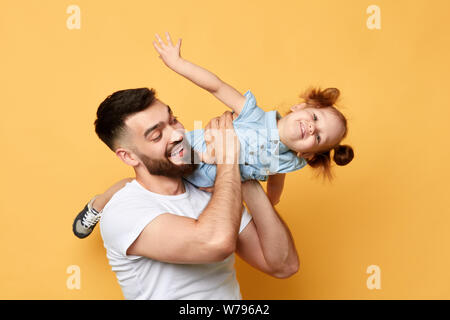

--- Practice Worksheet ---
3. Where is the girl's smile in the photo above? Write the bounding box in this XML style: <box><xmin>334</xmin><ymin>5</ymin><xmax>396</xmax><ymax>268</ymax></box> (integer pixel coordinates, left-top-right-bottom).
<box><xmin>278</xmin><ymin>104</ymin><xmax>346</xmax><ymax>159</ymax></box>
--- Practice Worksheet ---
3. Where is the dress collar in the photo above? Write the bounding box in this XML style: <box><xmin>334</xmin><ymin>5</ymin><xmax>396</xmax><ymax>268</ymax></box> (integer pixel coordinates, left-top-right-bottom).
<box><xmin>270</xmin><ymin>110</ymin><xmax>290</xmax><ymax>154</ymax></box>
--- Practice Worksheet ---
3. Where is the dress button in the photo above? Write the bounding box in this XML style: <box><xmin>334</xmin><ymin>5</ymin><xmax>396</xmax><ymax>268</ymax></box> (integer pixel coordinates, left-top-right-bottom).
<box><xmin>249</xmin><ymin>151</ymin><xmax>254</xmax><ymax>155</ymax></box>
<box><xmin>260</xmin><ymin>145</ymin><xmax>265</xmax><ymax>150</ymax></box>
<box><xmin>244</xmin><ymin>162</ymin><xmax>249</xmax><ymax>165</ymax></box>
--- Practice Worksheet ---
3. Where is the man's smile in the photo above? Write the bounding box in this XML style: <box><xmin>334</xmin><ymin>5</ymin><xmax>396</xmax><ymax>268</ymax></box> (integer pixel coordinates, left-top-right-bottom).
<box><xmin>169</xmin><ymin>143</ymin><xmax>184</xmax><ymax>159</ymax></box>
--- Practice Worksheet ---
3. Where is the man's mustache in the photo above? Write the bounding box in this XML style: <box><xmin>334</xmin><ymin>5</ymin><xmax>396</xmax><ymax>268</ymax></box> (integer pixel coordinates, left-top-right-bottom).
<box><xmin>166</xmin><ymin>141</ymin><xmax>183</xmax><ymax>157</ymax></box>
<box><xmin>166</xmin><ymin>140</ymin><xmax>198</xmax><ymax>165</ymax></box>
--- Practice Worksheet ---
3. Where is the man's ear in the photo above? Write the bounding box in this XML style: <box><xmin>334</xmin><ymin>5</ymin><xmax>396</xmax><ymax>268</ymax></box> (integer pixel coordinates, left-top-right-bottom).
<box><xmin>297</xmin><ymin>151</ymin><xmax>314</xmax><ymax>161</ymax></box>
<box><xmin>290</xmin><ymin>102</ymin><xmax>307</xmax><ymax>112</ymax></box>
<box><xmin>116</xmin><ymin>148</ymin><xmax>140</xmax><ymax>167</ymax></box>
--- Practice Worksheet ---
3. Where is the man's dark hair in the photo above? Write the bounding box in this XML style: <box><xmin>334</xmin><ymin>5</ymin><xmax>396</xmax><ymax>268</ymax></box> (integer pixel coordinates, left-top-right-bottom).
<box><xmin>94</xmin><ymin>88</ymin><xmax>156</xmax><ymax>151</ymax></box>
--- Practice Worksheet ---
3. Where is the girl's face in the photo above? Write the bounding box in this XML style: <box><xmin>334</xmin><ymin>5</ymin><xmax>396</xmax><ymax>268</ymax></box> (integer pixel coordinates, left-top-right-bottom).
<box><xmin>278</xmin><ymin>103</ymin><xmax>345</xmax><ymax>159</ymax></box>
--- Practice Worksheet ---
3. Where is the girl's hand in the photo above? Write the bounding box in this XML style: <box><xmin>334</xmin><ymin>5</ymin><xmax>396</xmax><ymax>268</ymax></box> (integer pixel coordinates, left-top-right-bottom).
<box><xmin>153</xmin><ymin>32</ymin><xmax>183</xmax><ymax>70</ymax></box>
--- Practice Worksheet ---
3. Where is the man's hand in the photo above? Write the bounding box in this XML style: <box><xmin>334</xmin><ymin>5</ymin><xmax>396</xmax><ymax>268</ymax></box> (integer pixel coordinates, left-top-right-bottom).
<box><xmin>153</xmin><ymin>32</ymin><xmax>183</xmax><ymax>70</ymax></box>
<box><xmin>202</xmin><ymin>111</ymin><xmax>240</xmax><ymax>166</ymax></box>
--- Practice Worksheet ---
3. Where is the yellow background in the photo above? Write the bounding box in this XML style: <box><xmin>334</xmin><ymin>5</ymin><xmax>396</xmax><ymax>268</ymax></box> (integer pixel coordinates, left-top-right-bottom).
<box><xmin>1</xmin><ymin>0</ymin><xmax>449</xmax><ymax>299</ymax></box>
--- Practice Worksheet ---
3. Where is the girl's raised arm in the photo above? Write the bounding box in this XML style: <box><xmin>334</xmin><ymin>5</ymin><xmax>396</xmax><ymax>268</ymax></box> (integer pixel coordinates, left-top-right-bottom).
<box><xmin>153</xmin><ymin>32</ymin><xmax>246</xmax><ymax>115</ymax></box>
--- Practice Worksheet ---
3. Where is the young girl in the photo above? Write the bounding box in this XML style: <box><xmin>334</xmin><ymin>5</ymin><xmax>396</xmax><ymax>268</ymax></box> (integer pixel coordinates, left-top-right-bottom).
<box><xmin>72</xmin><ymin>32</ymin><xmax>354</xmax><ymax>239</ymax></box>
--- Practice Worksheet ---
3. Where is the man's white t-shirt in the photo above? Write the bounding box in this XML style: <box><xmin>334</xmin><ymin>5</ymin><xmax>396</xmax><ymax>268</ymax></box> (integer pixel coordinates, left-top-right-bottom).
<box><xmin>100</xmin><ymin>179</ymin><xmax>253</xmax><ymax>300</ymax></box>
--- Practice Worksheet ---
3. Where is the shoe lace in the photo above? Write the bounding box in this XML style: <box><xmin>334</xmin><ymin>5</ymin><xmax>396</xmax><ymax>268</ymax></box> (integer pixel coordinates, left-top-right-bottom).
<box><xmin>81</xmin><ymin>209</ymin><xmax>101</xmax><ymax>228</ymax></box>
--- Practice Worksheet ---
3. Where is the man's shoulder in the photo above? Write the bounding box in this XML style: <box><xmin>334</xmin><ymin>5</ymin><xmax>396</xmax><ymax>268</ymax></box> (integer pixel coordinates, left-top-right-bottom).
<box><xmin>99</xmin><ymin>180</ymin><xmax>165</xmax><ymax>240</ymax></box>
<box><xmin>101</xmin><ymin>180</ymin><xmax>162</xmax><ymax>219</ymax></box>
<box><xmin>103</xmin><ymin>180</ymin><xmax>140</xmax><ymax>206</ymax></box>
<box><xmin>101</xmin><ymin>180</ymin><xmax>210</xmax><ymax>220</ymax></box>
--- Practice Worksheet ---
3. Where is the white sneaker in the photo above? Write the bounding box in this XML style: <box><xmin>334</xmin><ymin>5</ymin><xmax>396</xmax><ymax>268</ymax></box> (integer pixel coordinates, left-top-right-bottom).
<box><xmin>72</xmin><ymin>196</ymin><xmax>102</xmax><ymax>239</ymax></box>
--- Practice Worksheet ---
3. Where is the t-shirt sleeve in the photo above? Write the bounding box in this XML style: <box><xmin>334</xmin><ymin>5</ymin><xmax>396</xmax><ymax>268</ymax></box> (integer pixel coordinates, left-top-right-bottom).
<box><xmin>100</xmin><ymin>197</ymin><xmax>166</xmax><ymax>258</ymax></box>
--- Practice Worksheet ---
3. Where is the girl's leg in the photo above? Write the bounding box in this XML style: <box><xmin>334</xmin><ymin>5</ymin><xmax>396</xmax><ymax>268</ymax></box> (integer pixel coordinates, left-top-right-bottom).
<box><xmin>73</xmin><ymin>177</ymin><xmax>134</xmax><ymax>239</ymax></box>
<box><xmin>92</xmin><ymin>177</ymin><xmax>134</xmax><ymax>211</ymax></box>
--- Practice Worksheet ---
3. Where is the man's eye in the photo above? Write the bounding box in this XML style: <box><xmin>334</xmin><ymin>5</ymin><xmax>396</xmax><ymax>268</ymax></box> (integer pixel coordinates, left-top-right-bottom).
<box><xmin>152</xmin><ymin>134</ymin><xmax>162</xmax><ymax>141</ymax></box>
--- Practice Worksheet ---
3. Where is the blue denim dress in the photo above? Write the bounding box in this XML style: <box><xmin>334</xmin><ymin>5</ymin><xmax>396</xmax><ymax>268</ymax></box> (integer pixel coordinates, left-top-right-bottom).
<box><xmin>184</xmin><ymin>90</ymin><xmax>306</xmax><ymax>187</ymax></box>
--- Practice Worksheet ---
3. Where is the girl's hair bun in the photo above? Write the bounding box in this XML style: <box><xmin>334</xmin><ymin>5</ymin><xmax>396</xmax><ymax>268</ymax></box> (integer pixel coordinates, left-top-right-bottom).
<box><xmin>302</xmin><ymin>87</ymin><xmax>340</xmax><ymax>107</ymax></box>
<box><xmin>333</xmin><ymin>145</ymin><xmax>354</xmax><ymax>166</ymax></box>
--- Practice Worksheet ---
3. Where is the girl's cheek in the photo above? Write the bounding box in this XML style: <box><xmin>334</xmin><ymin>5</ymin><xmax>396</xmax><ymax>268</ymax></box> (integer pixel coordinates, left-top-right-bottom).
<box><xmin>305</xmin><ymin>138</ymin><xmax>315</xmax><ymax>151</ymax></box>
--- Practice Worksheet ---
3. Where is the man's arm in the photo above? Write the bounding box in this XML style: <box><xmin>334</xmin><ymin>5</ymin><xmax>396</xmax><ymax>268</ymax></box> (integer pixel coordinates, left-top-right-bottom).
<box><xmin>153</xmin><ymin>32</ymin><xmax>246</xmax><ymax>115</ymax></box>
<box><xmin>127</xmin><ymin>112</ymin><xmax>243</xmax><ymax>264</ymax></box>
<box><xmin>236</xmin><ymin>180</ymin><xmax>299</xmax><ymax>278</ymax></box>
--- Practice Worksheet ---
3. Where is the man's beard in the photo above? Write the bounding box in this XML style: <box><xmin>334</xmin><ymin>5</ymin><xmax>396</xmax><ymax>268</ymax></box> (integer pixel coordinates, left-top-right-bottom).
<box><xmin>137</xmin><ymin>145</ymin><xmax>198</xmax><ymax>179</ymax></box>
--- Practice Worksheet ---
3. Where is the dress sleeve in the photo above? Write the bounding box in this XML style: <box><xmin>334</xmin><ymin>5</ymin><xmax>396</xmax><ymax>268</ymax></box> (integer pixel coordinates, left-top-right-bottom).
<box><xmin>233</xmin><ymin>90</ymin><xmax>265</xmax><ymax>124</ymax></box>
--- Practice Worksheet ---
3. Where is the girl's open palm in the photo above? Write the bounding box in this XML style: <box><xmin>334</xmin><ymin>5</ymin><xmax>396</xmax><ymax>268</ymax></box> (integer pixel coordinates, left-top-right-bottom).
<box><xmin>153</xmin><ymin>32</ymin><xmax>182</xmax><ymax>69</ymax></box>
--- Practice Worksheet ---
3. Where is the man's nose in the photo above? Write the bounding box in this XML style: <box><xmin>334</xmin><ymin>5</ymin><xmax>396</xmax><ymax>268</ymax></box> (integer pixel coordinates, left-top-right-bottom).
<box><xmin>169</xmin><ymin>126</ymin><xmax>184</xmax><ymax>143</ymax></box>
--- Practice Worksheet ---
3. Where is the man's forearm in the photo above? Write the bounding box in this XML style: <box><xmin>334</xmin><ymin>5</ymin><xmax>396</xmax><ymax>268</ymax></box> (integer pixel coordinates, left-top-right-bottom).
<box><xmin>242</xmin><ymin>180</ymin><xmax>299</xmax><ymax>275</ymax></box>
<box><xmin>170</xmin><ymin>58</ymin><xmax>223</xmax><ymax>93</ymax></box>
<box><xmin>197</xmin><ymin>164</ymin><xmax>243</xmax><ymax>249</ymax></box>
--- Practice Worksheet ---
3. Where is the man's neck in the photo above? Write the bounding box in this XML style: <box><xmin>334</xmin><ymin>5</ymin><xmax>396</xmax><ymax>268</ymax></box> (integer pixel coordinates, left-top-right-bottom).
<box><xmin>135</xmin><ymin>170</ymin><xmax>186</xmax><ymax>195</ymax></box>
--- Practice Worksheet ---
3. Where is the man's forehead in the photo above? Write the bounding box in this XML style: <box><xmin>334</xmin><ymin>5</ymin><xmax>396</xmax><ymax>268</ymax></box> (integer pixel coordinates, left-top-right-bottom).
<box><xmin>125</xmin><ymin>100</ymin><xmax>170</xmax><ymax>130</ymax></box>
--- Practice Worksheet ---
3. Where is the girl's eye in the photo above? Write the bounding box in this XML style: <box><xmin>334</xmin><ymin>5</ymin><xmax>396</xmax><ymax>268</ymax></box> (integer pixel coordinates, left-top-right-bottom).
<box><xmin>316</xmin><ymin>135</ymin><xmax>321</xmax><ymax>143</ymax></box>
<box><xmin>313</xmin><ymin>114</ymin><xmax>318</xmax><ymax>121</ymax></box>
<box><xmin>171</xmin><ymin>116</ymin><xmax>178</xmax><ymax>124</ymax></box>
